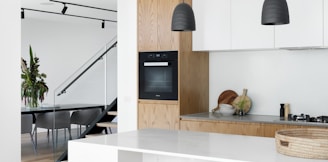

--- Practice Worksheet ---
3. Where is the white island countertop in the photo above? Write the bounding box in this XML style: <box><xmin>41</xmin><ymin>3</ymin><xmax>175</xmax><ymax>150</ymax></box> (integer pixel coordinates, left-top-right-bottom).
<box><xmin>68</xmin><ymin>129</ymin><xmax>328</xmax><ymax>162</ymax></box>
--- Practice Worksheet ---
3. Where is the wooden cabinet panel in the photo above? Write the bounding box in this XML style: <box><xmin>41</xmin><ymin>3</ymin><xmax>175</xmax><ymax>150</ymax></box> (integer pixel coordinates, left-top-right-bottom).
<box><xmin>181</xmin><ymin>119</ymin><xmax>328</xmax><ymax>138</ymax></box>
<box><xmin>138</xmin><ymin>0</ymin><xmax>158</xmax><ymax>51</ymax></box>
<box><xmin>180</xmin><ymin>120</ymin><xmax>262</xmax><ymax>136</ymax></box>
<box><xmin>138</xmin><ymin>101</ymin><xmax>179</xmax><ymax>130</ymax></box>
<box><xmin>138</xmin><ymin>0</ymin><xmax>180</xmax><ymax>51</ymax></box>
<box><xmin>157</xmin><ymin>0</ymin><xmax>179</xmax><ymax>51</ymax></box>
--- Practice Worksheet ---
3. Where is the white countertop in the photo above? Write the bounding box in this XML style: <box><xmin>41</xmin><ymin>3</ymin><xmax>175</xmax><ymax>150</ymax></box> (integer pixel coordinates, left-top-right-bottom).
<box><xmin>69</xmin><ymin>129</ymin><xmax>328</xmax><ymax>162</ymax></box>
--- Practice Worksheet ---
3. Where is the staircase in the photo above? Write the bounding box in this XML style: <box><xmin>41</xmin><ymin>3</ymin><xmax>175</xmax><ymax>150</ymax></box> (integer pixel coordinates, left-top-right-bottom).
<box><xmin>57</xmin><ymin>98</ymin><xmax>118</xmax><ymax>162</ymax></box>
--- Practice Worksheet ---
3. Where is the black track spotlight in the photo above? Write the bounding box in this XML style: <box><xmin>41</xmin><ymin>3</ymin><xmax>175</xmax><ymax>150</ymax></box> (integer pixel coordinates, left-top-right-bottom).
<box><xmin>261</xmin><ymin>0</ymin><xmax>290</xmax><ymax>25</ymax></box>
<box><xmin>21</xmin><ymin>9</ymin><xmax>25</xmax><ymax>19</ymax></box>
<box><xmin>62</xmin><ymin>3</ymin><xmax>68</xmax><ymax>14</ymax></box>
<box><xmin>171</xmin><ymin>1</ymin><xmax>196</xmax><ymax>31</ymax></box>
<box><xmin>102</xmin><ymin>20</ymin><xmax>105</xmax><ymax>28</ymax></box>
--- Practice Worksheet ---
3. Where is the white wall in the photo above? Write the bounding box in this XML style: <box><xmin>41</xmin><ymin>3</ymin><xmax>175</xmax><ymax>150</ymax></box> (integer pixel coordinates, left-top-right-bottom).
<box><xmin>21</xmin><ymin>19</ymin><xmax>117</xmax><ymax>106</ymax></box>
<box><xmin>0</xmin><ymin>0</ymin><xmax>21</xmax><ymax>161</ymax></box>
<box><xmin>210</xmin><ymin>49</ymin><xmax>328</xmax><ymax>116</ymax></box>
<box><xmin>117</xmin><ymin>0</ymin><xmax>138</xmax><ymax>132</ymax></box>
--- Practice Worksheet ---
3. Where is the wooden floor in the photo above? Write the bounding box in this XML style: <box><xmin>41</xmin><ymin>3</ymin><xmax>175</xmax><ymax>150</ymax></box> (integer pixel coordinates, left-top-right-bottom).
<box><xmin>21</xmin><ymin>128</ymin><xmax>117</xmax><ymax>162</ymax></box>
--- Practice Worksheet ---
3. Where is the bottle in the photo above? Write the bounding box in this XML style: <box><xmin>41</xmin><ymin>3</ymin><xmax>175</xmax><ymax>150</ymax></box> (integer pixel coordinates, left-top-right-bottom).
<box><xmin>280</xmin><ymin>103</ymin><xmax>285</xmax><ymax>118</ymax></box>
<box><xmin>284</xmin><ymin>103</ymin><xmax>290</xmax><ymax>119</ymax></box>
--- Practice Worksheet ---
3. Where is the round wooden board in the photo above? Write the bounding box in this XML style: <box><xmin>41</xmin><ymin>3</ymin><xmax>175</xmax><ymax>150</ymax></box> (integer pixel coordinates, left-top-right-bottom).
<box><xmin>232</xmin><ymin>89</ymin><xmax>252</xmax><ymax>113</ymax></box>
<box><xmin>212</xmin><ymin>90</ymin><xmax>238</xmax><ymax>112</ymax></box>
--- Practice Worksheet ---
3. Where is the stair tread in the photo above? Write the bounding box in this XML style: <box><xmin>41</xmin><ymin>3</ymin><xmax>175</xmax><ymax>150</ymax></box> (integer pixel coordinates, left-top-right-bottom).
<box><xmin>107</xmin><ymin>111</ymin><xmax>117</xmax><ymax>116</ymax></box>
<box><xmin>85</xmin><ymin>133</ymin><xmax>105</xmax><ymax>138</ymax></box>
<box><xmin>96</xmin><ymin>122</ymin><xmax>117</xmax><ymax>128</ymax></box>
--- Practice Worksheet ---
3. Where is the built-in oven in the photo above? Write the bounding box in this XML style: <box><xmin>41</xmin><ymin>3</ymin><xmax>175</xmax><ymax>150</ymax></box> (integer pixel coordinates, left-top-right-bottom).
<box><xmin>139</xmin><ymin>51</ymin><xmax>178</xmax><ymax>100</ymax></box>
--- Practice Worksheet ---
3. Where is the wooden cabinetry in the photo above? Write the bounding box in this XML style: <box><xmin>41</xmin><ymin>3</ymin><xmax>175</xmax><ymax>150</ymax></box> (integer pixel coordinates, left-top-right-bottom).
<box><xmin>275</xmin><ymin>0</ymin><xmax>323</xmax><ymax>48</ymax></box>
<box><xmin>138</xmin><ymin>0</ymin><xmax>179</xmax><ymax>51</ymax></box>
<box><xmin>180</xmin><ymin>119</ymin><xmax>328</xmax><ymax>137</ymax></box>
<box><xmin>138</xmin><ymin>100</ymin><xmax>179</xmax><ymax>130</ymax></box>
<box><xmin>137</xmin><ymin>0</ymin><xmax>209</xmax><ymax>130</ymax></box>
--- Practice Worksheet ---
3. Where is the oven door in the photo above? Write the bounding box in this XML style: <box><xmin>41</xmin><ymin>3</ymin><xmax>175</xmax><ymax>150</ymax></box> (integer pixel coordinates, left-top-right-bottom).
<box><xmin>139</xmin><ymin>60</ymin><xmax>178</xmax><ymax>100</ymax></box>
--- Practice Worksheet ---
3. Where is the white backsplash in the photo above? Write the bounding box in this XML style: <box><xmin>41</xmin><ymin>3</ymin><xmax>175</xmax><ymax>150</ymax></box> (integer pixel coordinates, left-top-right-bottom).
<box><xmin>209</xmin><ymin>49</ymin><xmax>328</xmax><ymax>116</ymax></box>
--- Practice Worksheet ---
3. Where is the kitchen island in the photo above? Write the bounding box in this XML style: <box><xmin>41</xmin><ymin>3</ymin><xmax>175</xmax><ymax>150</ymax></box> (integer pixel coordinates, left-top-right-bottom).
<box><xmin>68</xmin><ymin>128</ymin><xmax>327</xmax><ymax>162</ymax></box>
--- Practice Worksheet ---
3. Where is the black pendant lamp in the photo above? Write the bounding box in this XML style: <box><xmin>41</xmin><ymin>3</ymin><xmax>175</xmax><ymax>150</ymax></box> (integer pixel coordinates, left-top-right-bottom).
<box><xmin>261</xmin><ymin>0</ymin><xmax>290</xmax><ymax>25</ymax></box>
<box><xmin>171</xmin><ymin>1</ymin><xmax>196</xmax><ymax>31</ymax></box>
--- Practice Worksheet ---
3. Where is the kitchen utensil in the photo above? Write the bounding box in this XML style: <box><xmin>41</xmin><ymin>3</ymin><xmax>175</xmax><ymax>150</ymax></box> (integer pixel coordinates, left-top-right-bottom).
<box><xmin>232</xmin><ymin>89</ymin><xmax>251</xmax><ymax>114</ymax></box>
<box><xmin>219</xmin><ymin>104</ymin><xmax>235</xmax><ymax>116</ymax></box>
<box><xmin>211</xmin><ymin>90</ymin><xmax>238</xmax><ymax>112</ymax></box>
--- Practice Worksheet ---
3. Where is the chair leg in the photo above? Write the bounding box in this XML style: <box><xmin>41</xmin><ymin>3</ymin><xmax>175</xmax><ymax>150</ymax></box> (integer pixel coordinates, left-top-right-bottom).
<box><xmin>64</xmin><ymin>128</ymin><xmax>67</xmax><ymax>140</ymax></box>
<box><xmin>47</xmin><ymin>129</ymin><xmax>50</xmax><ymax>143</ymax></box>
<box><xmin>76</xmin><ymin>125</ymin><xmax>79</xmax><ymax>138</ymax></box>
<box><xmin>68</xmin><ymin>127</ymin><xmax>72</xmax><ymax>140</ymax></box>
<box><xmin>34</xmin><ymin>127</ymin><xmax>38</xmax><ymax>152</ymax></box>
<box><xmin>109</xmin><ymin>127</ymin><xmax>112</xmax><ymax>134</ymax></box>
<box><xmin>29</xmin><ymin>132</ymin><xmax>37</xmax><ymax>154</ymax></box>
<box><xmin>51</xmin><ymin>128</ymin><xmax>56</xmax><ymax>153</ymax></box>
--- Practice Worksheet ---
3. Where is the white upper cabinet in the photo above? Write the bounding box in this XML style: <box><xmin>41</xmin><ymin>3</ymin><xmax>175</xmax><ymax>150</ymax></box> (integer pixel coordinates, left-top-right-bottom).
<box><xmin>192</xmin><ymin>0</ymin><xmax>231</xmax><ymax>51</ymax></box>
<box><xmin>275</xmin><ymin>0</ymin><xmax>323</xmax><ymax>48</ymax></box>
<box><xmin>231</xmin><ymin>0</ymin><xmax>274</xmax><ymax>49</ymax></box>
<box><xmin>325</xmin><ymin>0</ymin><xmax>328</xmax><ymax>46</ymax></box>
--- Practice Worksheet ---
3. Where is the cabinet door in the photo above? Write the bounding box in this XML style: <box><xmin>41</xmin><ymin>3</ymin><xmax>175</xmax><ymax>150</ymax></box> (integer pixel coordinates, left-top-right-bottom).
<box><xmin>192</xmin><ymin>0</ymin><xmax>231</xmax><ymax>51</ymax></box>
<box><xmin>231</xmin><ymin>0</ymin><xmax>274</xmax><ymax>49</ymax></box>
<box><xmin>325</xmin><ymin>0</ymin><xmax>328</xmax><ymax>46</ymax></box>
<box><xmin>138</xmin><ymin>0</ymin><xmax>158</xmax><ymax>51</ymax></box>
<box><xmin>138</xmin><ymin>101</ymin><xmax>179</xmax><ymax>130</ymax></box>
<box><xmin>275</xmin><ymin>0</ymin><xmax>323</xmax><ymax>48</ymax></box>
<box><xmin>157</xmin><ymin>0</ymin><xmax>179</xmax><ymax>51</ymax></box>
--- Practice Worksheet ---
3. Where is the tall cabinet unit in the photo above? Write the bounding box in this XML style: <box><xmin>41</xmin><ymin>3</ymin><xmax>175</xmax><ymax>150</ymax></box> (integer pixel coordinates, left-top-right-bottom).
<box><xmin>138</xmin><ymin>0</ymin><xmax>209</xmax><ymax>130</ymax></box>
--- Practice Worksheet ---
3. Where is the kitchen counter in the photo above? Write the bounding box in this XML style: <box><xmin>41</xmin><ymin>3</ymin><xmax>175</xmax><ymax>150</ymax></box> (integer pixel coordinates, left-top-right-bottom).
<box><xmin>181</xmin><ymin>112</ymin><xmax>328</xmax><ymax>128</ymax></box>
<box><xmin>68</xmin><ymin>128</ymin><xmax>328</xmax><ymax>162</ymax></box>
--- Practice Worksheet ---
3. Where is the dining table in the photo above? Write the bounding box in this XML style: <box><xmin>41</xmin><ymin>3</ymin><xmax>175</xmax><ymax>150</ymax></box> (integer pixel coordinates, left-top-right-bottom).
<box><xmin>21</xmin><ymin>104</ymin><xmax>106</xmax><ymax>114</ymax></box>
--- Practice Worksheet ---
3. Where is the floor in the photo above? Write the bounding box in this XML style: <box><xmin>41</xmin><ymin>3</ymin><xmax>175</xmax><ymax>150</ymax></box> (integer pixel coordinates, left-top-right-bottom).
<box><xmin>21</xmin><ymin>127</ymin><xmax>117</xmax><ymax>162</ymax></box>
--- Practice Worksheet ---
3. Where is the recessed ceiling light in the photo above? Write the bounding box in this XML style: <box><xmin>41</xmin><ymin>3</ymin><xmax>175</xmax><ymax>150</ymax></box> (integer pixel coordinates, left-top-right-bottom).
<box><xmin>40</xmin><ymin>2</ymin><xmax>55</xmax><ymax>5</ymax></box>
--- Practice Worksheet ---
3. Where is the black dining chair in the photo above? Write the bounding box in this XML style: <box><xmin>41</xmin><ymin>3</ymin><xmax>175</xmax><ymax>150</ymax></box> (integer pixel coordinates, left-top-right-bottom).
<box><xmin>21</xmin><ymin>114</ymin><xmax>36</xmax><ymax>154</ymax></box>
<box><xmin>34</xmin><ymin>111</ymin><xmax>72</xmax><ymax>151</ymax></box>
<box><xmin>70</xmin><ymin>108</ymin><xmax>102</xmax><ymax>137</ymax></box>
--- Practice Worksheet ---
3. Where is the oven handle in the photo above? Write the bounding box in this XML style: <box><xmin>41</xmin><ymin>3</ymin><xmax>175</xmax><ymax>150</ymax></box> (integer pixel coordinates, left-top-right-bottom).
<box><xmin>144</xmin><ymin>62</ymin><xmax>169</xmax><ymax>67</ymax></box>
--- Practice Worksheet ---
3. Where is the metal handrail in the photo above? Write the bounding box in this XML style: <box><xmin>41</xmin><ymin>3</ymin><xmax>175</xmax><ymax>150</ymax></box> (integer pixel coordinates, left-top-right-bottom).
<box><xmin>55</xmin><ymin>37</ymin><xmax>117</xmax><ymax>96</ymax></box>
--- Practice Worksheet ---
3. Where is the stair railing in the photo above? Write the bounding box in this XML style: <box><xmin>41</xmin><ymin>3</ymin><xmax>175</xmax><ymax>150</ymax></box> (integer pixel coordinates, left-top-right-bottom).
<box><xmin>54</xmin><ymin>36</ymin><xmax>117</xmax><ymax>97</ymax></box>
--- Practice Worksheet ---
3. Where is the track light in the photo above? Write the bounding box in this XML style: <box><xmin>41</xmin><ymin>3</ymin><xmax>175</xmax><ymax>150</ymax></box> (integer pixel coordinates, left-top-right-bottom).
<box><xmin>21</xmin><ymin>9</ymin><xmax>25</xmax><ymax>19</ymax></box>
<box><xmin>102</xmin><ymin>20</ymin><xmax>105</xmax><ymax>28</ymax></box>
<box><xmin>171</xmin><ymin>1</ymin><xmax>196</xmax><ymax>31</ymax></box>
<box><xmin>61</xmin><ymin>3</ymin><xmax>68</xmax><ymax>14</ymax></box>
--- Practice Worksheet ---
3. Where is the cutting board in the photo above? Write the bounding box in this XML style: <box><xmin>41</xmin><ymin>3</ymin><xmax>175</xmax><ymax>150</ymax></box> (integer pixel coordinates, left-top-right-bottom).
<box><xmin>232</xmin><ymin>89</ymin><xmax>251</xmax><ymax>113</ymax></box>
<box><xmin>211</xmin><ymin>90</ymin><xmax>238</xmax><ymax>112</ymax></box>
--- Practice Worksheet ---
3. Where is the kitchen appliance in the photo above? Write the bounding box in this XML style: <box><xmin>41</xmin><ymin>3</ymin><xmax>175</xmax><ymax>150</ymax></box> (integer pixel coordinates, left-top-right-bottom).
<box><xmin>139</xmin><ymin>51</ymin><xmax>178</xmax><ymax>100</ymax></box>
<box><xmin>288</xmin><ymin>113</ymin><xmax>328</xmax><ymax>123</ymax></box>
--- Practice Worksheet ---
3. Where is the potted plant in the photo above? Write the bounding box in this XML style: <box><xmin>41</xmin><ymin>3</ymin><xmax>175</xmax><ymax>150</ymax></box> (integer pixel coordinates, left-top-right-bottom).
<box><xmin>21</xmin><ymin>46</ymin><xmax>48</xmax><ymax>108</ymax></box>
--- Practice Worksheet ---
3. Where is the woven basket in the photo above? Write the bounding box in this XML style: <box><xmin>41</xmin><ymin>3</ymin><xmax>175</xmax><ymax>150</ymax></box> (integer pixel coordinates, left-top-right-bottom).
<box><xmin>275</xmin><ymin>128</ymin><xmax>328</xmax><ymax>160</ymax></box>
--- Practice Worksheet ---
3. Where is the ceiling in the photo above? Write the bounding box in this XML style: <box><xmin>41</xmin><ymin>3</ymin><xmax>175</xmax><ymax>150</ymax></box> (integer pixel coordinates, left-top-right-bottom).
<box><xmin>21</xmin><ymin>0</ymin><xmax>117</xmax><ymax>24</ymax></box>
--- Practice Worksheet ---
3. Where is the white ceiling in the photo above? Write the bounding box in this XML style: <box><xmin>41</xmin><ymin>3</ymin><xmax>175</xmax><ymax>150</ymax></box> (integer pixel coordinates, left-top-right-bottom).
<box><xmin>21</xmin><ymin>0</ymin><xmax>117</xmax><ymax>24</ymax></box>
